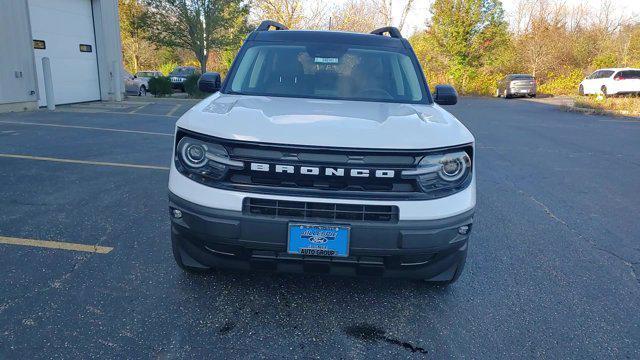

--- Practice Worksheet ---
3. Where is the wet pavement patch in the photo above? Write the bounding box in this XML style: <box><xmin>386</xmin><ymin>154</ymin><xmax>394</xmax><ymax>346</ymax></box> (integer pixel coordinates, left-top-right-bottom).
<box><xmin>344</xmin><ymin>324</ymin><xmax>428</xmax><ymax>355</ymax></box>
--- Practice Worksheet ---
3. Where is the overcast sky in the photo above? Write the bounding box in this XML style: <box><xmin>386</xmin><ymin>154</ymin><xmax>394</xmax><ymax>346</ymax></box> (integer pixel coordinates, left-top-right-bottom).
<box><xmin>327</xmin><ymin>0</ymin><xmax>640</xmax><ymax>35</ymax></box>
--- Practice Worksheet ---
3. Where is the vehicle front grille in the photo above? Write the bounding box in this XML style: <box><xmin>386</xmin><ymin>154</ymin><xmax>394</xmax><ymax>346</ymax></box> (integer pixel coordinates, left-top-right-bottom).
<box><xmin>176</xmin><ymin>129</ymin><xmax>473</xmax><ymax>200</ymax></box>
<box><xmin>243</xmin><ymin>198</ymin><xmax>399</xmax><ymax>222</ymax></box>
<box><xmin>229</xmin><ymin>173</ymin><xmax>416</xmax><ymax>192</ymax></box>
<box><xmin>225</xmin><ymin>140</ymin><xmax>422</xmax><ymax>198</ymax></box>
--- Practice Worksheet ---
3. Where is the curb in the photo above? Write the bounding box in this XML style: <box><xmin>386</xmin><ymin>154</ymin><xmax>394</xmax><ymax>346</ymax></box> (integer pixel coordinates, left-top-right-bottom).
<box><xmin>562</xmin><ymin>106</ymin><xmax>639</xmax><ymax>119</ymax></box>
<box><xmin>124</xmin><ymin>96</ymin><xmax>201</xmax><ymax>102</ymax></box>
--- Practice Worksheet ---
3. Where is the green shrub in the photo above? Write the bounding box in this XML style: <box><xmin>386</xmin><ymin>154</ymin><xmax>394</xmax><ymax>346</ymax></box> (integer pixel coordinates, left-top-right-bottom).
<box><xmin>159</xmin><ymin>62</ymin><xmax>178</xmax><ymax>76</ymax></box>
<box><xmin>461</xmin><ymin>72</ymin><xmax>503</xmax><ymax>96</ymax></box>
<box><xmin>148</xmin><ymin>76</ymin><xmax>172</xmax><ymax>97</ymax></box>
<box><xmin>183</xmin><ymin>74</ymin><xmax>206</xmax><ymax>98</ymax></box>
<box><xmin>539</xmin><ymin>69</ymin><xmax>585</xmax><ymax>95</ymax></box>
<box><xmin>591</xmin><ymin>53</ymin><xmax>618</xmax><ymax>69</ymax></box>
<box><xmin>436</xmin><ymin>65</ymin><xmax>502</xmax><ymax>96</ymax></box>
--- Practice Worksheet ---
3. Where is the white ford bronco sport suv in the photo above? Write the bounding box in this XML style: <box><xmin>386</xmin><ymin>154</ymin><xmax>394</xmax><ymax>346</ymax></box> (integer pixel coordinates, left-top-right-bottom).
<box><xmin>168</xmin><ymin>21</ymin><xmax>475</xmax><ymax>285</ymax></box>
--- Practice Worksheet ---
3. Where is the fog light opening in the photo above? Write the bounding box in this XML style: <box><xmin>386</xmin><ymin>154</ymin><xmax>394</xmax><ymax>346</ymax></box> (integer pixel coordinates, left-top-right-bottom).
<box><xmin>172</xmin><ymin>209</ymin><xmax>183</xmax><ymax>219</ymax></box>
<box><xmin>457</xmin><ymin>225</ymin><xmax>470</xmax><ymax>235</ymax></box>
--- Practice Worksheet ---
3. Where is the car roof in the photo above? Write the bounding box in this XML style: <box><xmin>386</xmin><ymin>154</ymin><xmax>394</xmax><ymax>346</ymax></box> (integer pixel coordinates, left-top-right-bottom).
<box><xmin>249</xmin><ymin>30</ymin><xmax>407</xmax><ymax>50</ymax></box>
<box><xmin>596</xmin><ymin>68</ymin><xmax>640</xmax><ymax>71</ymax></box>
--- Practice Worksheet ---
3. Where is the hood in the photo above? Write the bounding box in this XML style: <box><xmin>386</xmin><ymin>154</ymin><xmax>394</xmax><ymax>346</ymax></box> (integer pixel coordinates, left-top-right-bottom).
<box><xmin>176</xmin><ymin>94</ymin><xmax>474</xmax><ymax>150</ymax></box>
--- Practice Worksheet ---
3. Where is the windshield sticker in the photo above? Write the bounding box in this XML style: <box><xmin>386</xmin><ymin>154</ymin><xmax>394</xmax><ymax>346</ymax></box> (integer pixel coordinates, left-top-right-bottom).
<box><xmin>314</xmin><ymin>57</ymin><xmax>339</xmax><ymax>64</ymax></box>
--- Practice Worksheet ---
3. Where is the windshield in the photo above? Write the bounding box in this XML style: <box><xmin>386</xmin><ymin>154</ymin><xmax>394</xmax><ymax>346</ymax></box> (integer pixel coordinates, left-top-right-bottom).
<box><xmin>136</xmin><ymin>71</ymin><xmax>155</xmax><ymax>77</ymax></box>
<box><xmin>136</xmin><ymin>71</ymin><xmax>157</xmax><ymax>78</ymax></box>
<box><xmin>510</xmin><ymin>75</ymin><xmax>534</xmax><ymax>80</ymax></box>
<box><xmin>617</xmin><ymin>70</ymin><xmax>640</xmax><ymax>79</ymax></box>
<box><xmin>170</xmin><ymin>67</ymin><xmax>194</xmax><ymax>76</ymax></box>
<box><xmin>224</xmin><ymin>43</ymin><xmax>428</xmax><ymax>104</ymax></box>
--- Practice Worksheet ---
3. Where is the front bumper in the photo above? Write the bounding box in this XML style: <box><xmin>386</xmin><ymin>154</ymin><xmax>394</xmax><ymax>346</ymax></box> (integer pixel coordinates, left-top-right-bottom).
<box><xmin>169</xmin><ymin>192</ymin><xmax>474</xmax><ymax>279</ymax></box>
<box><xmin>509</xmin><ymin>87</ymin><xmax>536</xmax><ymax>95</ymax></box>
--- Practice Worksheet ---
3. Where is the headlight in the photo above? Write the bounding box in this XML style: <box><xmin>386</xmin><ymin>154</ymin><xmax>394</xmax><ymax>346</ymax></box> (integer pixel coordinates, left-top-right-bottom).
<box><xmin>175</xmin><ymin>136</ymin><xmax>243</xmax><ymax>180</ymax></box>
<box><xmin>402</xmin><ymin>148</ymin><xmax>472</xmax><ymax>198</ymax></box>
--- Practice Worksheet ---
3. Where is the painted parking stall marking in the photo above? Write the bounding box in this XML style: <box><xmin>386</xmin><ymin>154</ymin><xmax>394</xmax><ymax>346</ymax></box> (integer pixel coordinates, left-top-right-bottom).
<box><xmin>0</xmin><ymin>153</ymin><xmax>170</xmax><ymax>171</ymax></box>
<box><xmin>0</xmin><ymin>120</ymin><xmax>172</xmax><ymax>136</ymax></box>
<box><xmin>0</xmin><ymin>236</ymin><xmax>113</xmax><ymax>254</ymax></box>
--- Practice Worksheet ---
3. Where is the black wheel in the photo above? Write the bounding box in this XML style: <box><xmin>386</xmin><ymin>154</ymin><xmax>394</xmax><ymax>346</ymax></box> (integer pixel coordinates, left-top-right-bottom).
<box><xmin>579</xmin><ymin>85</ymin><xmax>584</xmax><ymax>96</ymax></box>
<box><xmin>528</xmin><ymin>94</ymin><xmax>536</xmax><ymax>98</ymax></box>
<box><xmin>503</xmin><ymin>89</ymin><xmax>511</xmax><ymax>99</ymax></box>
<box><xmin>172</xmin><ymin>233</ymin><xmax>213</xmax><ymax>274</ymax></box>
<box><xmin>138</xmin><ymin>85</ymin><xmax>147</xmax><ymax>96</ymax></box>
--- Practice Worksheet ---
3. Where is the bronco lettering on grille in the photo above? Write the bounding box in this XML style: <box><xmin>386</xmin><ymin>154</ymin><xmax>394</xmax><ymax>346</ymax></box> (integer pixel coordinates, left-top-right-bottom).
<box><xmin>249</xmin><ymin>163</ymin><xmax>395</xmax><ymax>178</ymax></box>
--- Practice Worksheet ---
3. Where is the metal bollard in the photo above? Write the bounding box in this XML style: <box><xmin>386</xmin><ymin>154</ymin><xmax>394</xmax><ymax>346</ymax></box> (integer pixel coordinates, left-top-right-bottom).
<box><xmin>42</xmin><ymin>57</ymin><xmax>55</xmax><ymax>110</ymax></box>
<box><xmin>113</xmin><ymin>61</ymin><xmax>122</xmax><ymax>102</ymax></box>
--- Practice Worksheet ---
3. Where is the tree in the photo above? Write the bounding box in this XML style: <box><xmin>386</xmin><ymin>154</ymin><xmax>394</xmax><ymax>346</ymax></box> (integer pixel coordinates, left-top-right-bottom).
<box><xmin>328</xmin><ymin>0</ymin><xmax>415</xmax><ymax>33</ymax></box>
<box><xmin>144</xmin><ymin>0</ymin><xmax>249</xmax><ymax>73</ymax></box>
<box><xmin>411</xmin><ymin>0</ymin><xmax>509</xmax><ymax>92</ymax></box>
<box><xmin>429</xmin><ymin>0</ymin><xmax>509</xmax><ymax>69</ymax></box>
<box><xmin>376</xmin><ymin>0</ymin><xmax>415</xmax><ymax>32</ymax></box>
<box><xmin>252</xmin><ymin>0</ymin><xmax>328</xmax><ymax>29</ymax></box>
<box><xmin>397</xmin><ymin>0</ymin><xmax>415</xmax><ymax>32</ymax></box>
<box><xmin>513</xmin><ymin>0</ymin><xmax>571</xmax><ymax>78</ymax></box>
<box><xmin>330</xmin><ymin>0</ymin><xmax>384</xmax><ymax>33</ymax></box>
<box><xmin>254</xmin><ymin>0</ymin><xmax>302</xmax><ymax>28</ymax></box>
<box><xmin>119</xmin><ymin>0</ymin><xmax>153</xmax><ymax>73</ymax></box>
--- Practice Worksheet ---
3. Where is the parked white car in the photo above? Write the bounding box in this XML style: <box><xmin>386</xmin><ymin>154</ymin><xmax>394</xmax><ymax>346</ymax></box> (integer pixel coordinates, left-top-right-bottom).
<box><xmin>124</xmin><ymin>70</ymin><xmax>163</xmax><ymax>96</ymax></box>
<box><xmin>579</xmin><ymin>68</ymin><xmax>640</xmax><ymax>96</ymax></box>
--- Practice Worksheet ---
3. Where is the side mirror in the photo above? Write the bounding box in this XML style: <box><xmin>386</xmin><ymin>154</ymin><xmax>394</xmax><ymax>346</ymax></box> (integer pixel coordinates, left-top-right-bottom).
<box><xmin>198</xmin><ymin>72</ymin><xmax>222</xmax><ymax>93</ymax></box>
<box><xmin>433</xmin><ymin>84</ymin><xmax>458</xmax><ymax>105</ymax></box>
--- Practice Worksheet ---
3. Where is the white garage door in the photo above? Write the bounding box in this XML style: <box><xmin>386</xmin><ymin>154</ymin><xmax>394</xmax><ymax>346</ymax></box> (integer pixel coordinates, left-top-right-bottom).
<box><xmin>29</xmin><ymin>0</ymin><xmax>101</xmax><ymax>106</ymax></box>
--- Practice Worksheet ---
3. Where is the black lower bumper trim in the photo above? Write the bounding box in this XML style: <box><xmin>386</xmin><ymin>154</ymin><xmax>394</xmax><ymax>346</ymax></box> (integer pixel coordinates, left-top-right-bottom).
<box><xmin>169</xmin><ymin>192</ymin><xmax>474</xmax><ymax>279</ymax></box>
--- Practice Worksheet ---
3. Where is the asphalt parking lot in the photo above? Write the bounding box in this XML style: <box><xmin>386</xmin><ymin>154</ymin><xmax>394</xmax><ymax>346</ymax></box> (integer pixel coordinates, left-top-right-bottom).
<box><xmin>0</xmin><ymin>97</ymin><xmax>639</xmax><ymax>358</ymax></box>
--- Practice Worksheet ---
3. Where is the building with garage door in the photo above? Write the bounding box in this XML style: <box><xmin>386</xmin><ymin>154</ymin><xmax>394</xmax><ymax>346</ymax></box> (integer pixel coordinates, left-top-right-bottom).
<box><xmin>0</xmin><ymin>0</ymin><xmax>123</xmax><ymax>112</ymax></box>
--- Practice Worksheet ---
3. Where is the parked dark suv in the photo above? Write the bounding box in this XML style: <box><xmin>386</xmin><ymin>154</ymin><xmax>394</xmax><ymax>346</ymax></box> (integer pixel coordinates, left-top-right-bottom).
<box><xmin>496</xmin><ymin>74</ymin><xmax>537</xmax><ymax>98</ymax></box>
<box><xmin>169</xmin><ymin>66</ymin><xmax>200</xmax><ymax>91</ymax></box>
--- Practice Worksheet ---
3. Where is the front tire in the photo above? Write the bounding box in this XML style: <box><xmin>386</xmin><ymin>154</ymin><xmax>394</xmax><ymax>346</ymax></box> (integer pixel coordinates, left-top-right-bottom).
<box><xmin>503</xmin><ymin>89</ymin><xmax>511</xmax><ymax>99</ymax></box>
<box><xmin>138</xmin><ymin>85</ymin><xmax>147</xmax><ymax>96</ymax></box>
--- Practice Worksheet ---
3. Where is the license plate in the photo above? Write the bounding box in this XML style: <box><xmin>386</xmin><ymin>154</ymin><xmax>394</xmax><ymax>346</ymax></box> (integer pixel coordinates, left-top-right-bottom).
<box><xmin>288</xmin><ymin>224</ymin><xmax>350</xmax><ymax>257</ymax></box>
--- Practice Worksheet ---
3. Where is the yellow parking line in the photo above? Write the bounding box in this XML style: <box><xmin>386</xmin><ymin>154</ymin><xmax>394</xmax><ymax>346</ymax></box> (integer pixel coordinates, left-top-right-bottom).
<box><xmin>0</xmin><ymin>236</ymin><xmax>113</xmax><ymax>254</ymax></box>
<box><xmin>166</xmin><ymin>104</ymin><xmax>181</xmax><ymax>117</ymax></box>
<box><xmin>128</xmin><ymin>103</ymin><xmax>151</xmax><ymax>114</ymax></box>
<box><xmin>54</xmin><ymin>109</ymin><xmax>180</xmax><ymax>118</ymax></box>
<box><xmin>0</xmin><ymin>120</ymin><xmax>172</xmax><ymax>136</ymax></box>
<box><xmin>0</xmin><ymin>153</ymin><xmax>170</xmax><ymax>170</ymax></box>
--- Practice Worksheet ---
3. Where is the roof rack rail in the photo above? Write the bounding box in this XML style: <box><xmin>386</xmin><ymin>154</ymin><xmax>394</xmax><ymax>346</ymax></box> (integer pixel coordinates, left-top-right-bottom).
<box><xmin>257</xmin><ymin>20</ymin><xmax>289</xmax><ymax>31</ymax></box>
<box><xmin>370</xmin><ymin>26</ymin><xmax>402</xmax><ymax>39</ymax></box>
